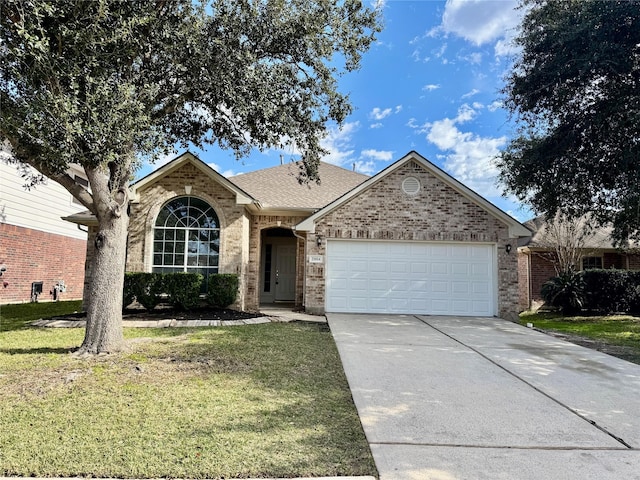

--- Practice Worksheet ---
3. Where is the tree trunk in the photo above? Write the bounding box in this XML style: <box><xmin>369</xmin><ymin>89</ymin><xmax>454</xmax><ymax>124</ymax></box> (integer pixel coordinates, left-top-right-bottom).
<box><xmin>78</xmin><ymin>187</ymin><xmax>129</xmax><ymax>354</ymax></box>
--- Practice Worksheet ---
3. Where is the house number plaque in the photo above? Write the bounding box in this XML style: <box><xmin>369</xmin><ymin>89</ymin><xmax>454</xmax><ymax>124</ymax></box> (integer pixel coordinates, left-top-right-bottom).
<box><xmin>308</xmin><ymin>255</ymin><xmax>324</xmax><ymax>264</ymax></box>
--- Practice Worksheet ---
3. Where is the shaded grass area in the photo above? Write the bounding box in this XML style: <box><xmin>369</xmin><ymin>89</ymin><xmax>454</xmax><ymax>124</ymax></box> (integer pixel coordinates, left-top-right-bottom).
<box><xmin>520</xmin><ymin>311</ymin><xmax>640</xmax><ymax>365</ymax></box>
<box><xmin>0</xmin><ymin>300</ymin><xmax>83</xmax><ymax>331</ymax></box>
<box><xmin>0</xmin><ymin>323</ymin><xmax>376</xmax><ymax>478</ymax></box>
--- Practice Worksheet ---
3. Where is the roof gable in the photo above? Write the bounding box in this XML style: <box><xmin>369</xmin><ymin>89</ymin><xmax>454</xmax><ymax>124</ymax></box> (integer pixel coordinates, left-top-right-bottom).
<box><xmin>132</xmin><ymin>151</ymin><xmax>256</xmax><ymax>205</ymax></box>
<box><xmin>295</xmin><ymin>151</ymin><xmax>531</xmax><ymax>237</ymax></box>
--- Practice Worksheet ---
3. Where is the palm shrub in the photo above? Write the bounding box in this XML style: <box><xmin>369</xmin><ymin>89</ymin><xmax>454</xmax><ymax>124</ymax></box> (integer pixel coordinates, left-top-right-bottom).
<box><xmin>207</xmin><ymin>274</ymin><xmax>239</xmax><ymax>308</ymax></box>
<box><xmin>541</xmin><ymin>272</ymin><xmax>585</xmax><ymax>315</ymax></box>
<box><xmin>163</xmin><ymin>272</ymin><xmax>203</xmax><ymax>310</ymax></box>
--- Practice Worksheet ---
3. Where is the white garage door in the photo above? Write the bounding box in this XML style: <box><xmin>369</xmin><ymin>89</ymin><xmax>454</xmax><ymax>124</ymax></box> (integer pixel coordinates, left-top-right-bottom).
<box><xmin>326</xmin><ymin>240</ymin><xmax>495</xmax><ymax>316</ymax></box>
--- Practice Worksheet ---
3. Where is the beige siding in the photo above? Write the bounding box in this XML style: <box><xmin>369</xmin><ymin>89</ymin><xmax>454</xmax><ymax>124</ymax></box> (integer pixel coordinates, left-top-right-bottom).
<box><xmin>0</xmin><ymin>162</ymin><xmax>87</xmax><ymax>240</ymax></box>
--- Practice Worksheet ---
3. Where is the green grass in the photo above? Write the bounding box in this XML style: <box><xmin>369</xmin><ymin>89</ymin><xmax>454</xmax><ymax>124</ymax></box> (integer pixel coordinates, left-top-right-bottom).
<box><xmin>0</xmin><ymin>300</ymin><xmax>83</xmax><ymax>331</ymax></box>
<box><xmin>520</xmin><ymin>311</ymin><xmax>640</xmax><ymax>364</ymax></box>
<box><xmin>0</xmin><ymin>322</ymin><xmax>376</xmax><ymax>479</ymax></box>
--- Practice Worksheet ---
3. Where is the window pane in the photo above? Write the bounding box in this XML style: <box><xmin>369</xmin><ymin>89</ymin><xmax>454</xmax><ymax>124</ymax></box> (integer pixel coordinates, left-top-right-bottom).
<box><xmin>154</xmin><ymin>197</ymin><xmax>221</xmax><ymax>271</ymax></box>
<box><xmin>187</xmin><ymin>253</ymin><xmax>198</xmax><ymax>266</ymax></box>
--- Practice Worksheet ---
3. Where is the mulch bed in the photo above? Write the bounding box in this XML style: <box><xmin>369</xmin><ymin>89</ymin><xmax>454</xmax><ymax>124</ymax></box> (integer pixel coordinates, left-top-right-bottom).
<box><xmin>50</xmin><ymin>305</ymin><xmax>263</xmax><ymax>322</ymax></box>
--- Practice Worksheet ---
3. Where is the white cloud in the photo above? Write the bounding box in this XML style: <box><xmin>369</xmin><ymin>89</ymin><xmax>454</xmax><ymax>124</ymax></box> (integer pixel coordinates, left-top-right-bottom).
<box><xmin>319</xmin><ymin>121</ymin><xmax>359</xmax><ymax>167</ymax></box>
<box><xmin>353</xmin><ymin>160</ymin><xmax>377</xmax><ymax>176</ymax></box>
<box><xmin>488</xmin><ymin>100</ymin><xmax>503</xmax><ymax>112</ymax></box>
<box><xmin>417</xmin><ymin>104</ymin><xmax>507</xmax><ymax>197</ymax></box>
<box><xmin>461</xmin><ymin>52</ymin><xmax>483</xmax><ymax>64</ymax></box>
<box><xmin>370</xmin><ymin>107</ymin><xmax>393</xmax><ymax>120</ymax></box>
<box><xmin>441</xmin><ymin>0</ymin><xmax>521</xmax><ymax>46</ymax></box>
<box><xmin>461</xmin><ymin>88</ymin><xmax>480</xmax><ymax>99</ymax></box>
<box><xmin>423</xmin><ymin>84</ymin><xmax>441</xmax><ymax>92</ymax></box>
<box><xmin>361</xmin><ymin>149</ymin><xmax>394</xmax><ymax>162</ymax></box>
<box><xmin>395</xmin><ymin>105</ymin><xmax>403</xmax><ymax>114</ymax></box>
<box><xmin>207</xmin><ymin>162</ymin><xmax>237</xmax><ymax>178</ymax></box>
<box><xmin>370</xmin><ymin>122</ymin><xmax>383</xmax><ymax>129</ymax></box>
<box><xmin>454</xmin><ymin>103</ymin><xmax>480</xmax><ymax>123</ymax></box>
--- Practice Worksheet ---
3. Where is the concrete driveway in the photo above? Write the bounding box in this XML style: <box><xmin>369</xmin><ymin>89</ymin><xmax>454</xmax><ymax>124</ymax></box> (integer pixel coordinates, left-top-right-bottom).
<box><xmin>328</xmin><ymin>314</ymin><xmax>640</xmax><ymax>480</ymax></box>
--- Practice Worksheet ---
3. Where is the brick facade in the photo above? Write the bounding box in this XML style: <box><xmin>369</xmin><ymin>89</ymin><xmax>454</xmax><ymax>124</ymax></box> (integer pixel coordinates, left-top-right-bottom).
<box><xmin>517</xmin><ymin>252</ymin><xmax>530</xmax><ymax>311</ymax></box>
<box><xmin>303</xmin><ymin>160</ymin><xmax>520</xmax><ymax>320</ymax></box>
<box><xmin>245</xmin><ymin>215</ymin><xmax>308</xmax><ymax>311</ymax></box>
<box><xmin>0</xmin><ymin>223</ymin><xmax>86</xmax><ymax>304</ymax></box>
<box><xmin>80</xmin><ymin>154</ymin><xmax>525</xmax><ymax>320</ymax></box>
<box><xmin>125</xmin><ymin>162</ymin><xmax>251</xmax><ymax>310</ymax></box>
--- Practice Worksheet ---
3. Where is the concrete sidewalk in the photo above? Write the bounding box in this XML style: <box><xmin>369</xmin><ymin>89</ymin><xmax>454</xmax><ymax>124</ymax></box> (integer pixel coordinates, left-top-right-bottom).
<box><xmin>328</xmin><ymin>313</ymin><xmax>640</xmax><ymax>480</ymax></box>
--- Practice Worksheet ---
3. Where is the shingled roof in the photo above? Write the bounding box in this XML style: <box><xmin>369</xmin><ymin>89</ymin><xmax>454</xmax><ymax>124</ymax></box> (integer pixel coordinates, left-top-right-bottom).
<box><xmin>519</xmin><ymin>215</ymin><xmax>640</xmax><ymax>249</ymax></box>
<box><xmin>231</xmin><ymin>161</ymin><xmax>368</xmax><ymax>210</ymax></box>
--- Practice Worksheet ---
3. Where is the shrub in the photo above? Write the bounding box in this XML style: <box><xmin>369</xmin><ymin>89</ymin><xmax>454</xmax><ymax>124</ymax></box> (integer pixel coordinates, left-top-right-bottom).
<box><xmin>541</xmin><ymin>272</ymin><xmax>585</xmax><ymax>314</ymax></box>
<box><xmin>123</xmin><ymin>272</ymin><xmax>136</xmax><ymax>309</ymax></box>
<box><xmin>207</xmin><ymin>274</ymin><xmax>239</xmax><ymax>308</ymax></box>
<box><xmin>127</xmin><ymin>272</ymin><xmax>164</xmax><ymax>311</ymax></box>
<box><xmin>581</xmin><ymin>269</ymin><xmax>635</xmax><ymax>314</ymax></box>
<box><xmin>163</xmin><ymin>272</ymin><xmax>203</xmax><ymax>310</ymax></box>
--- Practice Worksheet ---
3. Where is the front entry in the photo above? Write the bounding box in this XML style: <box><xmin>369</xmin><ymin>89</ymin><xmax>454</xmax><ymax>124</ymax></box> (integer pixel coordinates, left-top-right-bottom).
<box><xmin>260</xmin><ymin>228</ymin><xmax>297</xmax><ymax>304</ymax></box>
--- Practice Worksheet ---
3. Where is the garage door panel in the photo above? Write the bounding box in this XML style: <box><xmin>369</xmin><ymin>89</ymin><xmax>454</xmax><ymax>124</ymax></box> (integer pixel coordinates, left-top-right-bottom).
<box><xmin>390</xmin><ymin>261</ymin><xmax>409</xmax><ymax>273</ymax></box>
<box><xmin>431</xmin><ymin>263</ymin><xmax>449</xmax><ymax>275</ymax></box>
<box><xmin>451</xmin><ymin>263</ymin><xmax>469</xmax><ymax>275</ymax></box>
<box><xmin>326</xmin><ymin>241</ymin><xmax>495</xmax><ymax>316</ymax></box>
<box><xmin>370</xmin><ymin>261</ymin><xmax>388</xmax><ymax>273</ymax></box>
<box><xmin>432</xmin><ymin>281</ymin><xmax>449</xmax><ymax>293</ymax></box>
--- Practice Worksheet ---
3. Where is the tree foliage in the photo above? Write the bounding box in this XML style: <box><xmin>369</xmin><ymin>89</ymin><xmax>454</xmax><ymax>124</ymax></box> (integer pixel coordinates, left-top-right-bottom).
<box><xmin>0</xmin><ymin>0</ymin><xmax>380</xmax><ymax>353</ymax></box>
<box><xmin>498</xmin><ymin>0</ymin><xmax>640</xmax><ymax>245</ymax></box>
<box><xmin>529</xmin><ymin>212</ymin><xmax>601</xmax><ymax>276</ymax></box>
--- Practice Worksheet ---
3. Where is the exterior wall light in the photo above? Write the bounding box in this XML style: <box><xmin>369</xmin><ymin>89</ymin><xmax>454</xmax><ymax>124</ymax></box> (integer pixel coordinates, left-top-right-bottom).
<box><xmin>316</xmin><ymin>235</ymin><xmax>323</xmax><ymax>247</ymax></box>
<box><xmin>505</xmin><ymin>244</ymin><xmax>512</xmax><ymax>254</ymax></box>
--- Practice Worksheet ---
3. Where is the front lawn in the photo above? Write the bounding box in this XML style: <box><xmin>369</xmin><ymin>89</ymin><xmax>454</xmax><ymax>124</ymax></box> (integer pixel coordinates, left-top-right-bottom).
<box><xmin>0</xmin><ymin>300</ymin><xmax>83</xmax><ymax>331</ymax></box>
<box><xmin>0</xmin><ymin>323</ymin><xmax>376</xmax><ymax>478</ymax></box>
<box><xmin>520</xmin><ymin>311</ymin><xmax>640</xmax><ymax>365</ymax></box>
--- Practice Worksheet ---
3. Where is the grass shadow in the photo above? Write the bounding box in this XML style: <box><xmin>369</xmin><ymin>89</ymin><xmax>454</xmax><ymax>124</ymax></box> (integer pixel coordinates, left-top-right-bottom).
<box><xmin>0</xmin><ymin>346</ymin><xmax>76</xmax><ymax>355</ymax></box>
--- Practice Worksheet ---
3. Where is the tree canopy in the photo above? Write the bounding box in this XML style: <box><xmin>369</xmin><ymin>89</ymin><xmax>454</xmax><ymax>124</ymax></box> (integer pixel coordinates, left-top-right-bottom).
<box><xmin>498</xmin><ymin>0</ymin><xmax>640</xmax><ymax>245</ymax></box>
<box><xmin>0</xmin><ymin>0</ymin><xmax>380</xmax><ymax>353</ymax></box>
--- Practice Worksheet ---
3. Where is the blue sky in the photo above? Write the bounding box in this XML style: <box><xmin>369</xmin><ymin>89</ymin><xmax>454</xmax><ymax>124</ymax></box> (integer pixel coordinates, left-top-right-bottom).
<box><xmin>139</xmin><ymin>0</ymin><xmax>531</xmax><ymax>220</ymax></box>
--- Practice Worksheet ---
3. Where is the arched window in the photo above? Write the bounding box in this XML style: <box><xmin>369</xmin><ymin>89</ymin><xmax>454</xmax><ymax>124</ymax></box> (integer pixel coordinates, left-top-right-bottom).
<box><xmin>152</xmin><ymin>197</ymin><xmax>220</xmax><ymax>281</ymax></box>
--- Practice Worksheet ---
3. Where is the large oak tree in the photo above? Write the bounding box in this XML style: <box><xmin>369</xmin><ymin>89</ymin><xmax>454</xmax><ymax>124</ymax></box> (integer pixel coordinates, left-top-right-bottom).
<box><xmin>0</xmin><ymin>0</ymin><xmax>380</xmax><ymax>353</ymax></box>
<box><xmin>498</xmin><ymin>0</ymin><xmax>640</xmax><ymax>244</ymax></box>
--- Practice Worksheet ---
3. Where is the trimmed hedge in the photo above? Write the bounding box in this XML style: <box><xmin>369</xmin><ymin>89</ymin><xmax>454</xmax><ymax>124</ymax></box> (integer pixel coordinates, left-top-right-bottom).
<box><xmin>124</xmin><ymin>272</ymin><xmax>164</xmax><ymax>311</ymax></box>
<box><xmin>207</xmin><ymin>274</ymin><xmax>239</xmax><ymax>308</ymax></box>
<box><xmin>123</xmin><ymin>272</ymin><xmax>239</xmax><ymax>311</ymax></box>
<box><xmin>163</xmin><ymin>272</ymin><xmax>203</xmax><ymax>310</ymax></box>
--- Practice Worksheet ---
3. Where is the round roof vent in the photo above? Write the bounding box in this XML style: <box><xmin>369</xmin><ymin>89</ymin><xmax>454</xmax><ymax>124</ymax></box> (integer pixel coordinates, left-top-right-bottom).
<box><xmin>402</xmin><ymin>176</ymin><xmax>421</xmax><ymax>195</ymax></box>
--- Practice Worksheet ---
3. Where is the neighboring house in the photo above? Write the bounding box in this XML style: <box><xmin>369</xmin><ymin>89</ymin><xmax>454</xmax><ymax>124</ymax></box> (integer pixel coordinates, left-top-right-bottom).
<box><xmin>65</xmin><ymin>151</ymin><xmax>530</xmax><ymax>320</ymax></box>
<box><xmin>517</xmin><ymin>216</ymin><xmax>640</xmax><ymax>311</ymax></box>
<box><xmin>0</xmin><ymin>160</ymin><xmax>88</xmax><ymax>304</ymax></box>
